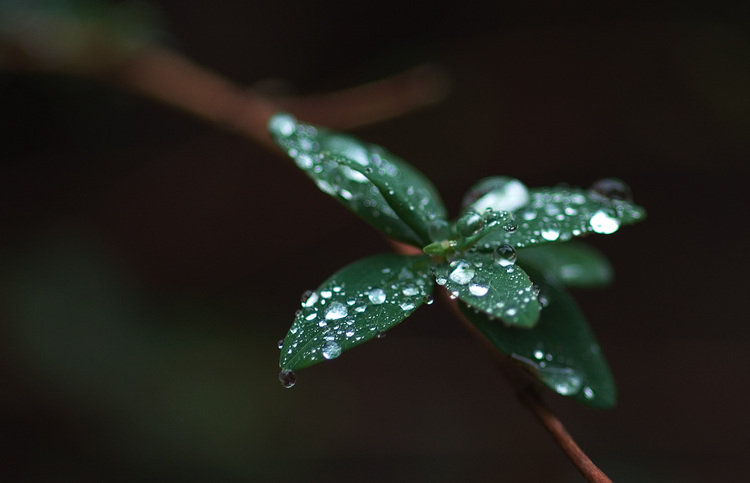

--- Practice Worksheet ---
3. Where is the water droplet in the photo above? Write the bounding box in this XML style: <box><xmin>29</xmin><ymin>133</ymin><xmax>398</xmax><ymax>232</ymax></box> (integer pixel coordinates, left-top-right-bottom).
<box><xmin>456</xmin><ymin>211</ymin><xmax>485</xmax><ymax>237</ymax></box>
<box><xmin>534</xmin><ymin>350</ymin><xmax>544</xmax><ymax>360</ymax></box>
<box><xmin>402</xmin><ymin>284</ymin><xmax>419</xmax><ymax>296</ymax></box>
<box><xmin>301</xmin><ymin>291</ymin><xmax>318</xmax><ymax>307</ymax></box>
<box><xmin>590</xmin><ymin>209</ymin><xmax>620</xmax><ymax>234</ymax></box>
<box><xmin>539</xmin><ymin>367</ymin><xmax>584</xmax><ymax>396</ymax></box>
<box><xmin>502</xmin><ymin>212</ymin><xmax>519</xmax><ymax>232</ymax></box>
<box><xmin>345</xmin><ymin>328</ymin><xmax>355</xmax><ymax>337</ymax></box>
<box><xmin>505</xmin><ymin>307</ymin><xmax>518</xmax><ymax>317</ymax></box>
<box><xmin>376</xmin><ymin>331</ymin><xmax>387</xmax><ymax>339</ymax></box>
<box><xmin>321</xmin><ymin>290</ymin><xmax>333</xmax><ymax>298</ymax></box>
<box><xmin>493</xmin><ymin>244</ymin><xmax>517</xmax><ymax>267</ymax></box>
<box><xmin>322</xmin><ymin>340</ymin><xmax>342</xmax><ymax>359</ymax></box>
<box><xmin>324</xmin><ymin>302</ymin><xmax>348</xmax><ymax>320</ymax></box>
<box><xmin>269</xmin><ymin>113</ymin><xmax>297</xmax><ymax>137</ymax></box>
<box><xmin>318</xmin><ymin>320</ymin><xmax>328</xmax><ymax>327</ymax></box>
<box><xmin>449</xmin><ymin>260</ymin><xmax>475</xmax><ymax>285</ymax></box>
<box><xmin>279</xmin><ymin>369</ymin><xmax>297</xmax><ymax>388</ymax></box>
<box><xmin>462</xmin><ymin>177</ymin><xmax>530</xmax><ymax>212</ymax></box>
<box><xmin>583</xmin><ymin>386</ymin><xmax>595</xmax><ymax>399</ymax></box>
<box><xmin>368</xmin><ymin>288</ymin><xmax>387</xmax><ymax>304</ymax></box>
<box><xmin>540</xmin><ymin>222</ymin><xmax>561</xmax><ymax>241</ymax></box>
<box><xmin>399</xmin><ymin>301</ymin><xmax>416</xmax><ymax>311</ymax></box>
<box><xmin>468</xmin><ymin>279</ymin><xmax>490</xmax><ymax>297</ymax></box>
<box><xmin>424</xmin><ymin>294</ymin><xmax>435</xmax><ymax>305</ymax></box>
<box><xmin>590</xmin><ymin>178</ymin><xmax>632</xmax><ymax>202</ymax></box>
<box><xmin>277</xmin><ymin>339</ymin><xmax>284</xmax><ymax>350</ymax></box>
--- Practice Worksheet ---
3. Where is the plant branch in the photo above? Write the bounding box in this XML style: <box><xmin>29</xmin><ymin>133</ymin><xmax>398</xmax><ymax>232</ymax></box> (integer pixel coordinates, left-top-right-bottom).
<box><xmin>451</xmin><ymin>294</ymin><xmax>612</xmax><ymax>482</ymax></box>
<box><xmin>391</xmin><ymin>241</ymin><xmax>612</xmax><ymax>482</ymax></box>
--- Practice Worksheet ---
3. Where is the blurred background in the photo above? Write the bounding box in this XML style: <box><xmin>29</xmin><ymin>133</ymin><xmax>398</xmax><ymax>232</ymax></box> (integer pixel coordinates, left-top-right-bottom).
<box><xmin>1</xmin><ymin>0</ymin><xmax>748</xmax><ymax>481</ymax></box>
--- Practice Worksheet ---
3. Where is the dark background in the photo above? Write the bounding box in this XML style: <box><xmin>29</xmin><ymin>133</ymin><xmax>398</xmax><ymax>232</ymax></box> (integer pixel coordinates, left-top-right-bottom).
<box><xmin>1</xmin><ymin>1</ymin><xmax>748</xmax><ymax>481</ymax></box>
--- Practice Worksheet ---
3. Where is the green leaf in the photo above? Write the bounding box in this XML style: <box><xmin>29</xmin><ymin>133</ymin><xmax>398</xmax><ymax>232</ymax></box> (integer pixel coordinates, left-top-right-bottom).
<box><xmin>463</xmin><ymin>180</ymin><xmax>645</xmax><ymax>250</ymax></box>
<box><xmin>518</xmin><ymin>241</ymin><xmax>613</xmax><ymax>288</ymax></box>
<box><xmin>280</xmin><ymin>254</ymin><xmax>434</xmax><ymax>371</ymax></box>
<box><xmin>434</xmin><ymin>252</ymin><xmax>541</xmax><ymax>328</ymax></box>
<box><xmin>268</xmin><ymin>113</ymin><xmax>448</xmax><ymax>247</ymax></box>
<box><xmin>460</xmin><ymin>265</ymin><xmax>617</xmax><ymax>408</ymax></box>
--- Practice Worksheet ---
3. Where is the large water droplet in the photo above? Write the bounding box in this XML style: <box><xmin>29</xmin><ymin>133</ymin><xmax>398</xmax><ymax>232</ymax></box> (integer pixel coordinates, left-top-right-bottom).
<box><xmin>540</xmin><ymin>222</ymin><xmax>561</xmax><ymax>241</ymax></box>
<box><xmin>468</xmin><ymin>279</ymin><xmax>490</xmax><ymax>297</ymax></box>
<box><xmin>590</xmin><ymin>209</ymin><xmax>620</xmax><ymax>234</ymax></box>
<box><xmin>456</xmin><ymin>211</ymin><xmax>484</xmax><ymax>237</ymax></box>
<box><xmin>402</xmin><ymin>284</ymin><xmax>419</xmax><ymax>296</ymax></box>
<box><xmin>399</xmin><ymin>301</ymin><xmax>416</xmax><ymax>311</ymax></box>
<box><xmin>269</xmin><ymin>113</ymin><xmax>297</xmax><ymax>137</ymax></box>
<box><xmin>324</xmin><ymin>302</ymin><xmax>348</xmax><ymax>320</ymax></box>
<box><xmin>502</xmin><ymin>212</ymin><xmax>519</xmax><ymax>233</ymax></box>
<box><xmin>539</xmin><ymin>367</ymin><xmax>584</xmax><ymax>396</ymax></box>
<box><xmin>368</xmin><ymin>288</ymin><xmax>387</xmax><ymax>304</ymax></box>
<box><xmin>590</xmin><ymin>178</ymin><xmax>632</xmax><ymax>202</ymax></box>
<box><xmin>279</xmin><ymin>369</ymin><xmax>297</xmax><ymax>388</ymax></box>
<box><xmin>322</xmin><ymin>340</ymin><xmax>342</xmax><ymax>359</ymax></box>
<box><xmin>449</xmin><ymin>260</ymin><xmax>475</xmax><ymax>285</ymax></box>
<box><xmin>301</xmin><ymin>290</ymin><xmax>318</xmax><ymax>307</ymax></box>
<box><xmin>493</xmin><ymin>244</ymin><xmax>517</xmax><ymax>267</ymax></box>
<box><xmin>462</xmin><ymin>177</ymin><xmax>530</xmax><ymax>212</ymax></box>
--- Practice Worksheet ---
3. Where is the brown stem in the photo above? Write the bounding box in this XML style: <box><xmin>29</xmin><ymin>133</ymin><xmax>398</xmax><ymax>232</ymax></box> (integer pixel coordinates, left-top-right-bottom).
<box><xmin>391</xmin><ymin>240</ymin><xmax>611</xmax><ymax>483</ymax></box>
<box><xmin>451</xmin><ymin>292</ymin><xmax>612</xmax><ymax>483</ymax></box>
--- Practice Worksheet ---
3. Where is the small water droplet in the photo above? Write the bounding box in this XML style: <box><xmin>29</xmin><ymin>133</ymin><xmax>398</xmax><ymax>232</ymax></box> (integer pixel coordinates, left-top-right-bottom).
<box><xmin>583</xmin><ymin>386</ymin><xmax>595</xmax><ymax>399</ymax></box>
<box><xmin>277</xmin><ymin>339</ymin><xmax>284</xmax><ymax>350</ymax></box>
<box><xmin>322</xmin><ymin>340</ymin><xmax>342</xmax><ymax>359</ymax></box>
<box><xmin>402</xmin><ymin>284</ymin><xmax>419</xmax><ymax>296</ymax></box>
<box><xmin>590</xmin><ymin>209</ymin><xmax>620</xmax><ymax>234</ymax></box>
<box><xmin>534</xmin><ymin>350</ymin><xmax>544</xmax><ymax>360</ymax></box>
<box><xmin>424</xmin><ymin>294</ymin><xmax>434</xmax><ymax>305</ymax></box>
<box><xmin>279</xmin><ymin>369</ymin><xmax>297</xmax><ymax>388</ymax></box>
<box><xmin>324</xmin><ymin>302</ymin><xmax>348</xmax><ymax>320</ymax></box>
<box><xmin>345</xmin><ymin>328</ymin><xmax>355</xmax><ymax>337</ymax></box>
<box><xmin>318</xmin><ymin>320</ymin><xmax>328</xmax><ymax>327</ymax></box>
<box><xmin>321</xmin><ymin>290</ymin><xmax>333</xmax><ymax>298</ymax></box>
<box><xmin>376</xmin><ymin>331</ymin><xmax>387</xmax><ymax>339</ymax></box>
<box><xmin>368</xmin><ymin>288</ymin><xmax>387</xmax><ymax>304</ymax></box>
<box><xmin>493</xmin><ymin>244</ymin><xmax>517</xmax><ymax>267</ymax></box>
<box><xmin>590</xmin><ymin>178</ymin><xmax>632</xmax><ymax>202</ymax></box>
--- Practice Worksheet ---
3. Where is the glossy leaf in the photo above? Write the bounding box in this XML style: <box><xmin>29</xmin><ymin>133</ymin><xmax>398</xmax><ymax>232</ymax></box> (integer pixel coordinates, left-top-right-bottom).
<box><xmin>460</xmin><ymin>265</ymin><xmax>616</xmax><ymax>408</ymax></box>
<box><xmin>280</xmin><ymin>254</ymin><xmax>433</xmax><ymax>371</ymax></box>
<box><xmin>465</xmin><ymin>181</ymin><xmax>645</xmax><ymax>250</ymax></box>
<box><xmin>518</xmin><ymin>241</ymin><xmax>613</xmax><ymax>288</ymax></box>
<box><xmin>268</xmin><ymin>113</ymin><xmax>447</xmax><ymax>246</ymax></box>
<box><xmin>434</xmin><ymin>251</ymin><xmax>540</xmax><ymax>328</ymax></box>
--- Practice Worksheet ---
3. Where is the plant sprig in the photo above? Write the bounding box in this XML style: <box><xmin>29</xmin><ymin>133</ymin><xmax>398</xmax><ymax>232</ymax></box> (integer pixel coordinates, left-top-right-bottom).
<box><xmin>269</xmin><ymin>113</ymin><xmax>645</xmax><ymax>408</ymax></box>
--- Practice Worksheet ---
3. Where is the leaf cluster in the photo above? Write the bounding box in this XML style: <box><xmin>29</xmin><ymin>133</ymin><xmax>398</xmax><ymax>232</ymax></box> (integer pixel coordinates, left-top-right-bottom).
<box><xmin>269</xmin><ymin>113</ymin><xmax>645</xmax><ymax>408</ymax></box>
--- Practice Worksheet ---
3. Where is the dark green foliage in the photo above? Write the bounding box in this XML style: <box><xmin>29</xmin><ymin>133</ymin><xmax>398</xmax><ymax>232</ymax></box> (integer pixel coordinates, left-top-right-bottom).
<box><xmin>269</xmin><ymin>113</ymin><xmax>645</xmax><ymax>406</ymax></box>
